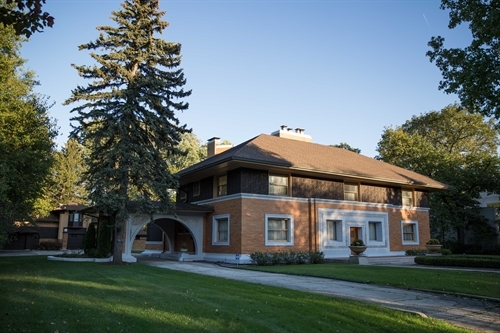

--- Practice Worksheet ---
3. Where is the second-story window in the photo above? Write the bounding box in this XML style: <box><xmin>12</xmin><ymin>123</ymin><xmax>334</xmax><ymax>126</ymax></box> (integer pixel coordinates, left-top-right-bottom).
<box><xmin>218</xmin><ymin>175</ymin><xmax>227</xmax><ymax>196</ymax></box>
<box><xmin>68</xmin><ymin>212</ymin><xmax>82</xmax><ymax>227</ymax></box>
<box><xmin>402</xmin><ymin>189</ymin><xmax>413</xmax><ymax>206</ymax></box>
<box><xmin>269</xmin><ymin>175</ymin><xmax>288</xmax><ymax>196</ymax></box>
<box><xmin>193</xmin><ymin>181</ymin><xmax>200</xmax><ymax>197</ymax></box>
<box><xmin>344</xmin><ymin>184</ymin><xmax>358</xmax><ymax>201</ymax></box>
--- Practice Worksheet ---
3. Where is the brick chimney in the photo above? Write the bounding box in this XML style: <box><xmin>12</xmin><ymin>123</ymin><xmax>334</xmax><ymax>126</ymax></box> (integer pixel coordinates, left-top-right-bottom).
<box><xmin>207</xmin><ymin>137</ymin><xmax>233</xmax><ymax>158</ymax></box>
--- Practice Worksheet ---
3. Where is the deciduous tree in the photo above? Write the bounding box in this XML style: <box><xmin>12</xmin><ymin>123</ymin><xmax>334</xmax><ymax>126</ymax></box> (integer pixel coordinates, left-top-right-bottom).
<box><xmin>0</xmin><ymin>24</ymin><xmax>57</xmax><ymax>248</ymax></box>
<box><xmin>0</xmin><ymin>0</ymin><xmax>54</xmax><ymax>37</ymax></box>
<box><xmin>65</xmin><ymin>0</ymin><xmax>191</xmax><ymax>263</ymax></box>
<box><xmin>427</xmin><ymin>0</ymin><xmax>500</xmax><ymax>120</ymax></box>
<box><xmin>331</xmin><ymin>142</ymin><xmax>361</xmax><ymax>154</ymax></box>
<box><xmin>376</xmin><ymin>104</ymin><xmax>500</xmax><ymax>251</ymax></box>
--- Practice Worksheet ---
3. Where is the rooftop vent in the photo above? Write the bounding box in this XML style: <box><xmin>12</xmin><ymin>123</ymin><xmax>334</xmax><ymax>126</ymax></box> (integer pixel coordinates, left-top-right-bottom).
<box><xmin>271</xmin><ymin>125</ymin><xmax>312</xmax><ymax>142</ymax></box>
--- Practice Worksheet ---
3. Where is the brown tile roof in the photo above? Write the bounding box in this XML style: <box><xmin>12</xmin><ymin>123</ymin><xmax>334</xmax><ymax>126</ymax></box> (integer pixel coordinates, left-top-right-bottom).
<box><xmin>178</xmin><ymin>134</ymin><xmax>450</xmax><ymax>190</ymax></box>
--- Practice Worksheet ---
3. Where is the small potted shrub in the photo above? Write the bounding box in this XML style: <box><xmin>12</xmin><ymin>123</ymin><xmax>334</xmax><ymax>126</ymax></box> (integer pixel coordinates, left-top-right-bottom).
<box><xmin>349</xmin><ymin>239</ymin><xmax>367</xmax><ymax>255</ymax></box>
<box><xmin>425</xmin><ymin>239</ymin><xmax>442</xmax><ymax>252</ymax></box>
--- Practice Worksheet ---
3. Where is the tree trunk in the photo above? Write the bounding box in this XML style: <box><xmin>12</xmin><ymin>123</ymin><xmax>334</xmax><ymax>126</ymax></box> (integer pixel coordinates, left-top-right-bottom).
<box><xmin>112</xmin><ymin>214</ymin><xmax>124</xmax><ymax>263</ymax></box>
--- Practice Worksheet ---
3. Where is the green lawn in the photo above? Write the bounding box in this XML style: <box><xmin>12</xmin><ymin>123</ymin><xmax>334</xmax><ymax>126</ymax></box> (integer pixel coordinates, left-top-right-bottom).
<box><xmin>240</xmin><ymin>263</ymin><xmax>500</xmax><ymax>298</ymax></box>
<box><xmin>0</xmin><ymin>257</ymin><xmax>470</xmax><ymax>333</ymax></box>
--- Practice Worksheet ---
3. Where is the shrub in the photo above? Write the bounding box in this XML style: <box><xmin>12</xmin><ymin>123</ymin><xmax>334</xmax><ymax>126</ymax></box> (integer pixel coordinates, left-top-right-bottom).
<box><xmin>405</xmin><ymin>248</ymin><xmax>427</xmax><ymax>256</ymax></box>
<box><xmin>426</xmin><ymin>238</ymin><xmax>440</xmax><ymax>245</ymax></box>
<box><xmin>84</xmin><ymin>223</ymin><xmax>97</xmax><ymax>255</ymax></box>
<box><xmin>350</xmin><ymin>239</ymin><xmax>365</xmax><ymax>246</ymax></box>
<box><xmin>96</xmin><ymin>220</ymin><xmax>112</xmax><ymax>258</ymax></box>
<box><xmin>249</xmin><ymin>252</ymin><xmax>271</xmax><ymax>266</ymax></box>
<box><xmin>308</xmin><ymin>251</ymin><xmax>325</xmax><ymax>264</ymax></box>
<box><xmin>405</xmin><ymin>248</ymin><xmax>452</xmax><ymax>256</ymax></box>
<box><xmin>439</xmin><ymin>248</ymin><xmax>452</xmax><ymax>256</ymax></box>
<box><xmin>249</xmin><ymin>251</ymin><xmax>324</xmax><ymax>266</ymax></box>
<box><xmin>414</xmin><ymin>255</ymin><xmax>500</xmax><ymax>268</ymax></box>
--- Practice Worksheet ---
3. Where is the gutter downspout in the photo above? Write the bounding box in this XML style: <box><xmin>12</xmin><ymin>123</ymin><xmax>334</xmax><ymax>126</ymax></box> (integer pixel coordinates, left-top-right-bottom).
<box><xmin>308</xmin><ymin>198</ymin><xmax>312</xmax><ymax>252</ymax></box>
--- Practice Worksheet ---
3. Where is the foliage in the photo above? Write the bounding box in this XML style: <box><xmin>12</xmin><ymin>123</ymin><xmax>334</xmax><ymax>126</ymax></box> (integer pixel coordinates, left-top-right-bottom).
<box><xmin>37</xmin><ymin>241</ymin><xmax>61</xmax><ymax>250</ymax></box>
<box><xmin>0</xmin><ymin>256</ymin><xmax>466</xmax><ymax>333</ymax></box>
<box><xmin>65</xmin><ymin>0</ymin><xmax>191</xmax><ymax>263</ymax></box>
<box><xmin>95</xmin><ymin>219</ymin><xmax>111</xmax><ymax>258</ymax></box>
<box><xmin>0</xmin><ymin>0</ymin><xmax>54</xmax><ymax>37</ymax></box>
<box><xmin>245</xmin><ymin>261</ymin><xmax>500</xmax><ymax>298</ymax></box>
<box><xmin>331</xmin><ymin>142</ymin><xmax>361</xmax><ymax>154</ymax></box>
<box><xmin>405</xmin><ymin>248</ymin><xmax>452</xmax><ymax>256</ymax></box>
<box><xmin>168</xmin><ymin>132</ymin><xmax>207</xmax><ymax>174</ymax></box>
<box><xmin>0</xmin><ymin>24</ymin><xmax>57</xmax><ymax>248</ymax></box>
<box><xmin>427</xmin><ymin>0</ymin><xmax>500</xmax><ymax>121</ymax></box>
<box><xmin>376</xmin><ymin>104</ymin><xmax>500</xmax><ymax>251</ymax></box>
<box><xmin>83</xmin><ymin>223</ymin><xmax>96</xmax><ymax>255</ymax></box>
<box><xmin>350</xmin><ymin>239</ymin><xmax>365</xmax><ymax>246</ymax></box>
<box><xmin>47</xmin><ymin>138</ymin><xmax>89</xmax><ymax>206</ymax></box>
<box><xmin>249</xmin><ymin>251</ymin><xmax>324</xmax><ymax>266</ymax></box>
<box><xmin>414</xmin><ymin>255</ymin><xmax>500</xmax><ymax>268</ymax></box>
<box><xmin>426</xmin><ymin>239</ymin><xmax>440</xmax><ymax>245</ymax></box>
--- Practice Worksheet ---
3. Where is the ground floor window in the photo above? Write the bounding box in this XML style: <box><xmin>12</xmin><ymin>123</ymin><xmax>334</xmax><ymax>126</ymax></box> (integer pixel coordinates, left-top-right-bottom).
<box><xmin>327</xmin><ymin>220</ymin><xmax>342</xmax><ymax>241</ymax></box>
<box><xmin>401</xmin><ymin>221</ymin><xmax>419</xmax><ymax>245</ymax></box>
<box><xmin>212</xmin><ymin>214</ymin><xmax>230</xmax><ymax>245</ymax></box>
<box><xmin>265</xmin><ymin>214</ymin><xmax>294</xmax><ymax>246</ymax></box>
<box><xmin>368</xmin><ymin>221</ymin><xmax>383</xmax><ymax>242</ymax></box>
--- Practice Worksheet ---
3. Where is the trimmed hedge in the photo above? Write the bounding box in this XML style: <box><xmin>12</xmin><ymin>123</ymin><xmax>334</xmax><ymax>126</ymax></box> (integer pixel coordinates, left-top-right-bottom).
<box><xmin>414</xmin><ymin>255</ymin><xmax>500</xmax><ymax>268</ymax></box>
<box><xmin>406</xmin><ymin>248</ymin><xmax>452</xmax><ymax>256</ymax></box>
<box><xmin>250</xmin><ymin>251</ymin><xmax>324</xmax><ymax>266</ymax></box>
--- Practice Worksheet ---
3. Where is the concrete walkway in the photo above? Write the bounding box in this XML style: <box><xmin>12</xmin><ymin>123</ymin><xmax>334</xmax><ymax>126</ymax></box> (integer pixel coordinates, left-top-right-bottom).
<box><xmin>137</xmin><ymin>256</ymin><xmax>500</xmax><ymax>333</ymax></box>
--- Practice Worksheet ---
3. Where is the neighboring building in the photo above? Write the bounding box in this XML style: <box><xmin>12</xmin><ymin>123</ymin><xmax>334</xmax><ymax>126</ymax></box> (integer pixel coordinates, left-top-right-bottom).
<box><xmin>3</xmin><ymin>203</ymin><xmax>92</xmax><ymax>250</ymax></box>
<box><xmin>163</xmin><ymin>127</ymin><xmax>449</xmax><ymax>263</ymax></box>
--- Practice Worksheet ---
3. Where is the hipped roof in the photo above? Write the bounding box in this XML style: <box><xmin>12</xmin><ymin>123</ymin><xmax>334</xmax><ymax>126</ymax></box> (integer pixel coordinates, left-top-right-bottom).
<box><xmin>178</xmin><ymin>134</ymin><xmax>450</xmax><ymax>191</ymax></box>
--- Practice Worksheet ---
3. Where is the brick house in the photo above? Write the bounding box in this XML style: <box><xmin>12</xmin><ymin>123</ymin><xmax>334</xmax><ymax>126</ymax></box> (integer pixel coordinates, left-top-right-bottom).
<box><xmin>170</xmin><ymin>127</ymin><xmax>449</xmax><ymax>263</ymax></box>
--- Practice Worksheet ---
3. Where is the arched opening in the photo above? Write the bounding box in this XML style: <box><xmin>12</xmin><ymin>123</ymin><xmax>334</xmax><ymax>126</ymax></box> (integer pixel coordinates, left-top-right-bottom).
<box><xmin>131</xmin><ymin>218</ymin><xmax>197</xmax><ymax>255</ymax></box>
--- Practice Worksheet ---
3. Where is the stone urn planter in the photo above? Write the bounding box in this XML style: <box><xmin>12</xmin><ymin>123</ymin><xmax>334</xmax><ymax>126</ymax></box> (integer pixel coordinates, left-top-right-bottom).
<box><xmin>349</xmin><ymin>239</ymin><xmax>367</xmax><ymax>255</ymax></box>
<box><xmin>349</xmin><ymin>246</ymin><xmax>367</xmax><ymax>255</ymax></box>
<box><xmin>425</xmin><ymin>239</ymin><xmax>442</xmax><ymax>252</ymax></box>
<box><xmin>425</xmin><ymin>244</ymin><xmax>442</xmax><ymax>252</ymax></box>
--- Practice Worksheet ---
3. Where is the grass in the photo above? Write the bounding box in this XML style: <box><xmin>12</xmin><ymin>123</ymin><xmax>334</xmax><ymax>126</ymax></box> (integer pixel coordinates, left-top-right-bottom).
<box><xmin>240</xmin><ymin>263</ymin><xmax>500</xmax><ymax>298</ymax></box>
<box><xmin>0</xmin><ymin>256</ymin><xmax>470</xmax><ymax>333</ymax></box>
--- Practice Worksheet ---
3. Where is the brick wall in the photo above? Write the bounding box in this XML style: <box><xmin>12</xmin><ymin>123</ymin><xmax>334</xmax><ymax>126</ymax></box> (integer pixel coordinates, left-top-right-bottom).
<box><xmin>204</xmin><ymin>197</ymin><xmax>430</xmax><ymax>255</ymax></box>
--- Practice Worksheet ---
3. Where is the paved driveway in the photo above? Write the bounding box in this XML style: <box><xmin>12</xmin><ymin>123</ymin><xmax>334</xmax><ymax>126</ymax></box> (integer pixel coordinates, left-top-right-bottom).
<box><xmin>138</xmin><ymin>257</ymin><xmax>500</xmax><ymax>333</ymax></box>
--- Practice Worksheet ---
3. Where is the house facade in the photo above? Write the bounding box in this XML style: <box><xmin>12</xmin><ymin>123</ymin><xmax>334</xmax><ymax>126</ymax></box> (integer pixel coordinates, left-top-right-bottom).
<box><xmin>168</xmin><ymin>127</ymin><xmax>449</xmax><ymax>263</ymax></box>
<box><xmin>4</xmin><ymin>203</ymin><xmax>92</xmax><ymax>250</ymax></box>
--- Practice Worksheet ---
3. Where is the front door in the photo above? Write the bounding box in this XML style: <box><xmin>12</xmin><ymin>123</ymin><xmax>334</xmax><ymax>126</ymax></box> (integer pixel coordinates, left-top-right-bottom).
<box><xmin>350</xmin><ymin>227</ymin><xmax>361</xmax><ymax>244</ymax></box>
<box><xmin>350</xmin><ymin>227</ymin><xmax>363</xmax><ymax>255</ymax></box>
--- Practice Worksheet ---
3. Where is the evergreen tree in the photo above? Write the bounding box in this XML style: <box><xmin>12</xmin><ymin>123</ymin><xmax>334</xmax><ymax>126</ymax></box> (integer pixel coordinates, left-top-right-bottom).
<box><xmin>96</xmin><ymin>219</ymin><xmax>111</xmax><ymax>258</ymax></box>
<box><xmin>50</xmin><ymin>138</ymin><xmax>89</xmax><ymax>206</ymax></box>
<box><xmin>83</xmin><ymin>223</ymin><xmax>97</xmax><ymax>255</ymax></box>
<box><xmin>65</xmin><ymin>0</ymin><xmax>191</xmax><ymax>263</ymax></box>
<box><xmin>0</xmin><ymin>23</ymin><xmax>57</xmax><ymax>248</ymax></box>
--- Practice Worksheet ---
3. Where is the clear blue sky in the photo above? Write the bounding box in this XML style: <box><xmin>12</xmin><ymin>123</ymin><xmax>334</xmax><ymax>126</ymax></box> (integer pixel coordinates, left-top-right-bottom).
<box><xmin>21</xmin><ymin>0</ymin><xmax>470</xmax><ymax>158</ymax></box>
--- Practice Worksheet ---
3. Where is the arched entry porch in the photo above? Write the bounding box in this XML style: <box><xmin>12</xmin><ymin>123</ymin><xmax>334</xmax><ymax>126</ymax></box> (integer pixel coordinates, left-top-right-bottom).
<box><xmin>123</xmin><ymin>205</ymin><xmax>213</xmax><ymax>262</ymax></box>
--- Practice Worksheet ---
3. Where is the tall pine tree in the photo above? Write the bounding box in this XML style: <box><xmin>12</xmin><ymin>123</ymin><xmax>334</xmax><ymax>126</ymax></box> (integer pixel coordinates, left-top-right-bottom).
<box><xmin>65</xmin><ymin>0</ymin><xmax>191</xmax><ymax>263</ymax></box>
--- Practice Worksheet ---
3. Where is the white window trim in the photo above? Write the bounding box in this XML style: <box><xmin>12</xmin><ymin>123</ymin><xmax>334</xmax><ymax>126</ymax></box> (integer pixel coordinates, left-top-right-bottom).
<box><xmin>366</xmin><ymin>219</ymin><xmax>385</xmax><ymax>246</ymax></box>
<box><xmin>269</xmin><ymin>174</ymin><xmax>289</xmax><ymax>196</ymax></box>
<box><xmin>402</xmin><ymin>189</ymin><xmax>414</xmax><ymax>207</ymax></box>
<box><xmin>325</xmin><ymin>219</ymin><xmax>344</xmax><ymax>246</ymax></box>
<box><xmin>401</xmin><ymin>220</ymin><xmax>419</xmax><ymax>245</ymax></box>
<box><xmin>212</xmin><ymin>214</ymin><xmax>230</xmax><ymax>246</ymax></box>
<box><xmin>265</xmin><ymin>214</ymin><xmax>294</xmax><ymax>246</ymax></box>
